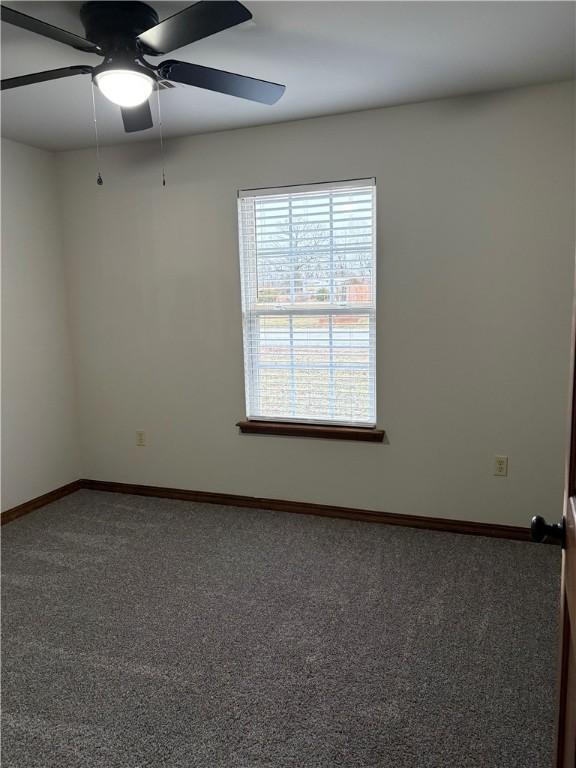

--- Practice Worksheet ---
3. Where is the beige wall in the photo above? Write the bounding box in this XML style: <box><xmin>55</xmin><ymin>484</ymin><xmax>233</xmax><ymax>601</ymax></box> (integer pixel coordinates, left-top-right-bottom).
<box><xmin>55</xmin><ymin>81</ymin><xmax>575</xmax><ymax>526</ymax></box>
<box><xmin>1</xmin><ymin>139</ymin><xmax>80</xmax><ymax>510</ymax></box>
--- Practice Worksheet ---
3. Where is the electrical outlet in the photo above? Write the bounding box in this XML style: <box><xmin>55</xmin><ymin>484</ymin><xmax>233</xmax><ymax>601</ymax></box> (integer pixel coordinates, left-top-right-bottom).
<box><xmin>136</xmin><ymin>430</ymin><xmax>146</xmax><ymax>447</ymax></box>
<box><xmin>494</xmin><ymin>455</ymin><xmax>508</xmax><ymax>477</ymax></box>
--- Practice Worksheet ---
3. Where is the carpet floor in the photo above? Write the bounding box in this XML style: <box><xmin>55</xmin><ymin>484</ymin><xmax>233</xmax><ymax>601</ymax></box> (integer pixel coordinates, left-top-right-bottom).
<box><xmin>1</xmin><ymin>490</ymin><xmax>561</xmax><ymax>767</ymax></box>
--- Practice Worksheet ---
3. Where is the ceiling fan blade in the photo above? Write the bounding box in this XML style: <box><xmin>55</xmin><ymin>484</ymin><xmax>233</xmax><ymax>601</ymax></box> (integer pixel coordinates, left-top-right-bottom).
<box><xmin>1</xmin><ymin>65</ymin><xmax>93</xmax><ymax>91</ymax></box>
<box><xmin>121</xmin><ymin>101</ymin><xmax>154</xmax><ymax>133</ymax></box>
<box><xmin>158</xmin><ymin>60</ymin><xmax>285</xmax><ymax>105</ymax></box>
<box><xmin>1</xmin><ymin>5</ymin><xmax>100</xmax><ymax>54</ymax></box>
<box><xmin>137</xmin><ymin>1</ymin><xmax>252</xmax><ymax>55</ymax></box>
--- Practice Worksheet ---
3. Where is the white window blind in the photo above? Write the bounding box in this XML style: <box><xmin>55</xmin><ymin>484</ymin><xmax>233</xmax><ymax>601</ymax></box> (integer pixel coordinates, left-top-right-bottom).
<box><xmin>238</xmin><ymin>178</ymin><xmax>377</xmax><ymax>426</ymax></box>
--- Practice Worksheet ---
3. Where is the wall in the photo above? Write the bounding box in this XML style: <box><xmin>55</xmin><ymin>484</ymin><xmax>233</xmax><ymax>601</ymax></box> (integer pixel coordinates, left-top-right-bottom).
<box><xmin>58</xmin><ymin>81</ymin><xmax>575</xmax><ymax>526</ymax></box>
<box><xmin>1</xmin><ymin>139</ymin><xmax>80</xmax><ymax>510</ymax></box>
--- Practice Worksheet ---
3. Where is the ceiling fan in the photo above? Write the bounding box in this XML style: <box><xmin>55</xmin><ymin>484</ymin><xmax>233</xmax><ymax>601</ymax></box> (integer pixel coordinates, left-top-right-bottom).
<box><xmin>0</xmin><ymin>1</ymin><xmax>286</xmax><ymax>133</ymax></box>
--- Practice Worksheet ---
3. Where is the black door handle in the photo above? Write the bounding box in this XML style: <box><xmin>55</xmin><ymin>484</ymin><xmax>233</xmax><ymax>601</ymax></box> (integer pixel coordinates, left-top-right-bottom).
<box><xmin>531</xmin><ymin>515</ymin><xmax>565</xmax><ymax>547</ymax></box>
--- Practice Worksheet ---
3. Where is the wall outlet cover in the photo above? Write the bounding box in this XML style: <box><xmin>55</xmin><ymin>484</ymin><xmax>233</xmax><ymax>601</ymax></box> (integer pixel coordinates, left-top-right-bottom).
<box><xmin>494</xmin><ymin>455</ymin><xmax>508</xmax><ymax>477</ymax></box>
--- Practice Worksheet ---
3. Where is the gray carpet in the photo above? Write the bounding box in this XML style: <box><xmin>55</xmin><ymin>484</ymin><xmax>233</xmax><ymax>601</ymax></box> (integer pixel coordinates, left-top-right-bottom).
<box><xmin>1</xmin><ymin>490</ymin><xmax>560</xmax><ymax>767</ymax></box>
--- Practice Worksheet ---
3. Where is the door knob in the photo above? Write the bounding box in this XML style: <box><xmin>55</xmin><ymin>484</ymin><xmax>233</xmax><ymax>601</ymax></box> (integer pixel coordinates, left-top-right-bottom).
<box><xmin>531</xmin><ymin>515</ymin><xmax>565</xmax><ymax>547</ymax></box>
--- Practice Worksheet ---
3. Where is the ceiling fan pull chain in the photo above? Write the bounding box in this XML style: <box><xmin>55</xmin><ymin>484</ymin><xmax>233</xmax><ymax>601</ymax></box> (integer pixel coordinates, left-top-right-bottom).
<box><xmin>90</xmin><ymin>81</ymin><xmax>103</xmax><ymax>186</ymax></box>
<box><xmin>156</xmin><ymin>85</ymin><xmax>166</xmax><ymax>188</ymax></box>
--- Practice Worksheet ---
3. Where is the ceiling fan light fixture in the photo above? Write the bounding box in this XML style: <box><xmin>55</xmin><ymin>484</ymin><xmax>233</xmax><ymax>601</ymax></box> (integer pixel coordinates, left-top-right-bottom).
<box><xmin>1</xmin><ymin>1</ymin><xmax>285</xmax><ymax>135</ymax></box>
<box><xmin>94</xmin><ymin>68</ymin><xmax>154</xmax><ymax>108</ymax></box>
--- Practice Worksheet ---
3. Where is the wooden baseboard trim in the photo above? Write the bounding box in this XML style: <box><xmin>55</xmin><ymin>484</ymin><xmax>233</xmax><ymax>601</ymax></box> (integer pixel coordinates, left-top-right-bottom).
<box><xmin>1</xmin><ymin>480</ymin><xmax>84</xmax><ymax>526</ymax></box>
<box><xmin>1</xmin><ymin>477</ymin><xmax>533</xmax><ymax>542</ymax></box>
<box><xmin>80</xmin><ymin>479</ymin><xmax>532</xmax><ymax>541</ymax></box>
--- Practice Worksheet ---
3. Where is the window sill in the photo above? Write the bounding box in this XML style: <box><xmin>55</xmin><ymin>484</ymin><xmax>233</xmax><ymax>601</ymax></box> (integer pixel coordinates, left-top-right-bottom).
<box><xmin>236</xmin><ymin>420</ymin><xmax>385</xmax><ymax>442</ymax></box>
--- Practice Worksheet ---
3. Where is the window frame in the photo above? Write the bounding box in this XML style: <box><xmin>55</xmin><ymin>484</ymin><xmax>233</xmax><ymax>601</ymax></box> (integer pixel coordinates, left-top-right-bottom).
<box><xmin>237</xmin><ymin>177</ymin><xmax>378</xmax><ymax>431</ymax></box>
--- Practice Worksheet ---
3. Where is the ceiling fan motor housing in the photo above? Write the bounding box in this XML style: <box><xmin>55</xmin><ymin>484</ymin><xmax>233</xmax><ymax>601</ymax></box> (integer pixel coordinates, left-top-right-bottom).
<box><xmin>79</xmin><ymin>1</ymin><xmax>159</xmax><ymax>56</ymax></box>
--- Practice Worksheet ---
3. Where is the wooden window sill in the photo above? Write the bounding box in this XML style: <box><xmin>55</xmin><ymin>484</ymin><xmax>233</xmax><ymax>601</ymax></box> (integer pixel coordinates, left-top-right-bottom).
<box><xmin>236</xmin><ymin>420</ymin><xmax>385</xmax><ymax>442</ymax></box>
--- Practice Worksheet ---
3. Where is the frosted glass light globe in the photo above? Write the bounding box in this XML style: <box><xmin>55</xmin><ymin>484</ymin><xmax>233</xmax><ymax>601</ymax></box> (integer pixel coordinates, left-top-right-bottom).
<box><xmin>95</xmin><ymin>69</ymin><xmax>154</xmax><ymax>107</ymax></box>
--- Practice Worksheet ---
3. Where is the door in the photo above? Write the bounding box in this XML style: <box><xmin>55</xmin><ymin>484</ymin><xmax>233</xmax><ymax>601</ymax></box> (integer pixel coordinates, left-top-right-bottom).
<box><xmin>557</xmin><ymin>346</ymin><xmax>576</xmax><ymax>767</ymax></box>
<box><xmin>532</xmin><ymin>308</ymin><xmax>576</xmax><ymax>766</ymax></box>
<box><xmin>532</xmin><ymin>291</ymin><xmax>576</xmax><ymax>766</ymax></box>
<box><xmin>557</xmin><ymin>492</ymin><xmax>575</xmax><ymax>768</ymax></box>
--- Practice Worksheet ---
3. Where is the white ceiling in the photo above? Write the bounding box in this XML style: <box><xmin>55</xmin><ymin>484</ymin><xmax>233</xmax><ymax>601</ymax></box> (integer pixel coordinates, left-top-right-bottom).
<box><xmin>1</xmin><ymin>1</ymin><xmax>574</xmax><ymax>151</ymax></box>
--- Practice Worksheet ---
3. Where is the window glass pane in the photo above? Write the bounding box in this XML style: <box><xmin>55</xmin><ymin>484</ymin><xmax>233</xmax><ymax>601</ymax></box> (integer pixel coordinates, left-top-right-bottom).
<box><xmin>239</xmin><ymin>180</ymin><xmax>376</xmax><ymax>426</ymax></box>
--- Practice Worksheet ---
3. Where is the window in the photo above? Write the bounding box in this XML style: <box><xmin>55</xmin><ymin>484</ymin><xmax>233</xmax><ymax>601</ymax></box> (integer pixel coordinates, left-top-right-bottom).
<box><xmin>238</xmin><ymin>178</ymin><xmax>377</xmax><ymax>427</ymax></box>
